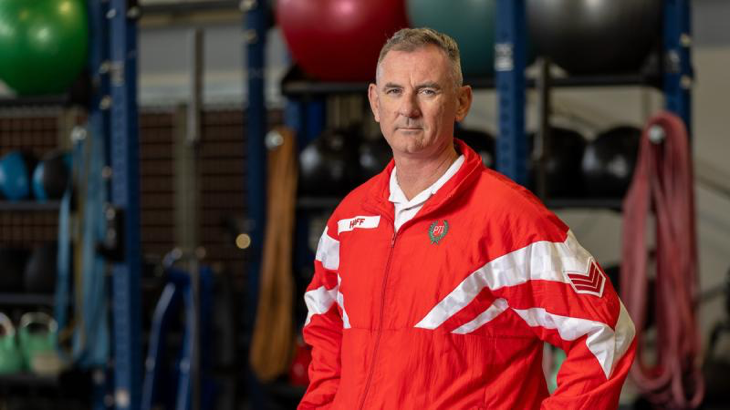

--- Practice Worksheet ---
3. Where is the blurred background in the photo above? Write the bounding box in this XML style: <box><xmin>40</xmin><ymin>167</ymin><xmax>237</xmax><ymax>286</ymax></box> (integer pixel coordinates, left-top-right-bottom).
<box><xmin>0</xmin><ymin>0</ymin><xmax>727</xmax><ymax>409</ymax></box>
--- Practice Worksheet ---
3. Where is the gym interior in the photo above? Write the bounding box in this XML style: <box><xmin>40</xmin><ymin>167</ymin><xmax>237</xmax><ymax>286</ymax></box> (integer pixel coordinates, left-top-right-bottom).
<box><xmin>0</xmin><ymin>0</ymin><xmax>728</xmax><ymax>409</ymax></box>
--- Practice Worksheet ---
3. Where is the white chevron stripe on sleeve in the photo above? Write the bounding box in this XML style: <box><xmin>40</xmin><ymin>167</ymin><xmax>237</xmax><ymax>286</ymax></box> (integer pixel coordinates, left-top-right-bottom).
<box><xmin>414</xmin><ymin>231</ymin><xmax>636</xmax><ymax>376</ymax></box>
<box><xmin>415</xmin><ymin>231</ymin><xmax>589</xmax><ymax>329</ymax></box>
<box><xmin>304</xmin><ymin>285</ymin><xmax>338</xmax><ymax>327</ymax></box>
<box><xmin>315</xmin><ymin>227</ymin><xmax>340</xmax><ymax>271</ymax></box>
<box><xmin>452</xmin><ymin>299</ymin><xmax>509</xmax><ymax>334</ymax></box>
<box><xmin>512</xmin><ymin>302</ymin><xmax>635</xmax><ymax>379</ymax></box>
<box><xmin>337</xmin><ymin>275</ymin><xmax>351</xmax><ymax>329</ymax></box>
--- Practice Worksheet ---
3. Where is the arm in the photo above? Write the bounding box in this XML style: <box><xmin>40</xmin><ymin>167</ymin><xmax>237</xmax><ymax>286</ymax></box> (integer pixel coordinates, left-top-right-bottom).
<box><xmin>492</xmin><ymin>230</ymin><xmax>636</xmax><ymax>409</ymax></box>
<box><xmin>298</xmin><ymin>226</ymin><xmax>344</xmax><ymax>409</ymax></box>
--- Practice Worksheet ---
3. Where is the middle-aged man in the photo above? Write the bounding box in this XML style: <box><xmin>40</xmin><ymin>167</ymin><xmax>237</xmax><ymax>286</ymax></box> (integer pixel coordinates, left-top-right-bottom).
<box><xmin>298</xmin><ymin>28</ymin><xmax>636</xmax><ymax>410</ymax></box>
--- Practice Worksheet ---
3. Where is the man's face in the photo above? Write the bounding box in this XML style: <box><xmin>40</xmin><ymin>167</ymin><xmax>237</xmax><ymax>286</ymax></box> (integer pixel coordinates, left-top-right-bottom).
<box><xmin>368</xmin><ymin>45</ymin><xmax>472</xmax><ymax>159</ymax></box>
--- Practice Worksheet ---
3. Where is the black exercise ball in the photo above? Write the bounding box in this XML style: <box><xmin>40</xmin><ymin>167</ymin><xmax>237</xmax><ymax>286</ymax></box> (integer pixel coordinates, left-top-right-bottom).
<box><xmin>582</xmin><ymin>126</ymin><xmax>641</xmax><ymax>198</ymax></box>
<box><xmin>299</xmin><ymin>128</ymin><xmax>360</xmax><ymax>197</ymax></box>
<box><xmin>359</xmin><ymin>137</ymin><xmax>392</xmax><ymax>183</ymax></box>
<box><xmin>0</xmin><ymin>247</ymin><xmax>30</xmax><ymax>292</ymax></box>
<box><xmin>24</xmin><ymin>242</ymin><xmax>57</xmax><ymax>294</ymax></box>
<box><xmin>455</xmin><ymin>128</ymin><xmax>496</xmax><ymax>169</ymax></box>
<box><xmin>33</xmin><ymin>151</ymin><xmax>71</xmax><ymax>201</ymax></box>
<box><xmin>527</xmin><ymin>0</ymin><xmax>661</xmax><ymax>74</ymax></box>
<box><xmin>528</xmin><ymin>127</ymin><xmax>587</xmax><ymax>198</ymax></box>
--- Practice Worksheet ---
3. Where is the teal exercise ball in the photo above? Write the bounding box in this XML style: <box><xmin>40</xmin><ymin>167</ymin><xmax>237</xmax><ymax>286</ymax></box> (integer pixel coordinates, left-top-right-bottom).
<box><xmin>407</xmin><ymin>0</ymin><xmax>496</xmax><ymax>76</ymax></box>
<box><xmin>0</xmin><ymin>0</ymin><xmax>89</xmax><ymax>95</ymax></box>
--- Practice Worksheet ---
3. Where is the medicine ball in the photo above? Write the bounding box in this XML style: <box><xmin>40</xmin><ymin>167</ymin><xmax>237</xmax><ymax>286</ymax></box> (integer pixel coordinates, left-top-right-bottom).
<box><xmin>528</xmin><ymin>127</ymin><xmax>587</xmax><ymax>198</ymax></box>
<box><xmin>0</xmin><ymin>0</ymin><xmax>89</xmax><ymax>95</ymax></box>
<box><xmin>359</xmin><ymin>137</ymin><xmax>392</xmax><ymax>183</ymax></box>
<box><xmin>33</xmin><ymin>151</ymin><xmax>72</xmax><ymax>201</ymax></box>
<box><xmin>455</xmin><ymin>128</ymin><xmax>496</xmax><ymax>169</ymax></box>
<box><xmin>526</xmin><ymin>0</ymin><xmax>661</xmax><ymax>74</ymax></box>
<box><xmin>276</xmin><ymin>0</ymin><xmax>408</xmax><ymax>81</ymax></box>
<box><xmin>0</xmin><ymin>151</ymin><xmax>37</xmax><ymax>201</ymax></box>
<box><xmin>582</xmin><ymin>126</ymin><xmax>641</xmax><ymax>198</ymax></box>
<box><xmin>24</xmin><ymin>242</ymin><xmax>57</xmax><ymax>294</ymax></box>
<box><xmin>0</xmin><ymin>247</ymin><xmax>30</xmax><ymax>292</ymax></box>
<box><xmin>299</xmin><ymin>128</ymin><xmax>360</xmax><ymax>196</ymax></box>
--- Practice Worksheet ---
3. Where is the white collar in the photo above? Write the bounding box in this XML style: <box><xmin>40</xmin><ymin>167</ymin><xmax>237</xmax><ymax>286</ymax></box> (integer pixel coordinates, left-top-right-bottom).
<box><xmin>388</xmin><ymin>155</ymin><xmax>465</xmax><ymax>208</ymax></box>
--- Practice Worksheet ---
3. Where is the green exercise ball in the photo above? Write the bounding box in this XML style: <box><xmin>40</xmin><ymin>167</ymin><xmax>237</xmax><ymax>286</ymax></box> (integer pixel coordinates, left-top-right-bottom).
<box><xmin>0</xmin><ymin>0</ymin><xmax>89</xmax><ymax>95</ymax></box>
<box><xmin>407</xmin><ymin>0</ymin><xmax>496</xmax><ymax>76</ymax></box>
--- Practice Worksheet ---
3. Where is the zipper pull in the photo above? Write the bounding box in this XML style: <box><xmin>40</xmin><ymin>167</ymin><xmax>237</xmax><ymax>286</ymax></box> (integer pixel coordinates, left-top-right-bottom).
<box><xmin>391</xmin><ymin>232</ymin><xmax>396</xmax><ymax>247</ymax></box>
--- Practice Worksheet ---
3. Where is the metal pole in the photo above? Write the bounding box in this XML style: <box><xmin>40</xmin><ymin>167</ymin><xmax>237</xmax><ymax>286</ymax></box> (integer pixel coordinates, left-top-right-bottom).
<box><xmin>495</xmin><ymin>0</ymin><xmax>528</xmax><ymax>185</ymax></box>
<box><xmin>109</xmin><ymin>0</ymin><xmax>142</xmax><ymax>408</ymax></box>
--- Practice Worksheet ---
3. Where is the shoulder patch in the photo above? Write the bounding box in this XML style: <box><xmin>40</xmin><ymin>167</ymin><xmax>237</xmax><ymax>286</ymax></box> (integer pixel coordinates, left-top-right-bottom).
<box><xmin>565</xmin><ymin>258</ymin><xmax>607</xmax><ymax>297</ymax></box>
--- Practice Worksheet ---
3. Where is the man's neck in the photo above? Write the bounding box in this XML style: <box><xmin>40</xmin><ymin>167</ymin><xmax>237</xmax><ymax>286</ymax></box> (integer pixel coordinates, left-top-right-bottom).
<box><xmin>394</xmin><ymin>144</ymin><xmax>459</xmax><ymax>201</ymax></box>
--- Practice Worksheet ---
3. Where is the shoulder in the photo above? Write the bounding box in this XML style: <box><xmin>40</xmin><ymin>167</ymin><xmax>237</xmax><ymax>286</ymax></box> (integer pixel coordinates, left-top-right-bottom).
<box><xmin>469</xmin><ymin>167</ymin><xmax>569</xmax><ymax>243</ymax></box>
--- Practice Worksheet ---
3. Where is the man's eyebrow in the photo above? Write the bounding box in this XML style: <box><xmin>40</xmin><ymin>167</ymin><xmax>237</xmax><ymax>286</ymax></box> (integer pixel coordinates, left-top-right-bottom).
<box><xmin>382</xmin><ymin>82</ymin><xmax>402</xmax><ymax>90</ymax></box>
<box><xmin>416</xmin><ymin>82</ymin><xmax>441</xmax><ymax>90</ymax></box>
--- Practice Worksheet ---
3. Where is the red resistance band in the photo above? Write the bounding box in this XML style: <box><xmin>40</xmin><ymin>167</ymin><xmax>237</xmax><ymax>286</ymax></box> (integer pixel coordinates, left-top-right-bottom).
<box><xmin>621</xmin><ymin>111</ymin><xmax>704</xmax><ymax>408</ymax></box>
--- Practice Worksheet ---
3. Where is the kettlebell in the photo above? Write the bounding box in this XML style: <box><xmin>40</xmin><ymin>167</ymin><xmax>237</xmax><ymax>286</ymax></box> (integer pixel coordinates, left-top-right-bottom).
<box><xmin>19</xmin><ymin>312</ymin><xmax>62</xmax><ymax>375</ymax></box>
<box><xmin>0</xmin><ymin>312</ymin><xmax>23</xmax><ymax>374</ymax></box>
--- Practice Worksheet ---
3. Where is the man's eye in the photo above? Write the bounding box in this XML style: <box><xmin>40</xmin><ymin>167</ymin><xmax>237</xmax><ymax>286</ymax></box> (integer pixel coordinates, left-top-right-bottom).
<box><xmin>386</xmin><ymin>89</ymin><xmax>401</xmax><ymax>95</ymax></box>
<box><xmin>421</xmin><ymin>89</ymin><xmax>436</xmax><ymax>95</ymax></box>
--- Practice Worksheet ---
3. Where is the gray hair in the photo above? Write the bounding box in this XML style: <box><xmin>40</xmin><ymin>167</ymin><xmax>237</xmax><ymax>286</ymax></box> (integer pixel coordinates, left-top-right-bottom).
<box><xmin>376</xmin><ymin>27</ymin><xmax>463</xmax><ymax>88</ymax></box>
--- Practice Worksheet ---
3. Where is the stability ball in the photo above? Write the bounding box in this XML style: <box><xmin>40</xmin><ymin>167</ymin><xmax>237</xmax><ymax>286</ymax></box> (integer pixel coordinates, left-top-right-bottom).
<box><xmin>528</xmin><ymin>127</ymin><xmax>587</xmax><ymax>198</ymax></box>
<box><xmin>0</xmin><ymin>0</ymin><xmax>89</xmax><ymax>95</ymax></box>
<box><xmin>527</xmin><ymin>0</ymin><xmax>661</xmax><ymax>74</ymax></box>
<box><xmin>0</xmin><ymin>151</ymin><xmax>37</xmax><ymax>201</ymax></box>
<box><xmin>582</xmin><ymin>125</ymin><xmax>640</xmax><ymax>198</ymax></box>
<box><xmin>407</xmin><ymin>0</ymin><xmax>495</xmax><ymax>76</ymax></box>
<box><xmin>276</xmin><ymin>0</ymin><xmax>408</xmax><ymax>81</ymax></box>
<box><xmin>455</xmin><ymin>127</ymin><xmax>496</xmax><ymax>169</ymax></box>
<box><xmin>33</xmin><ymin>151</ymin><xmax>72</xmax><ymax>201</ymax></box>
<box><xmin>299</xmin><ymin>128</ymin><xmax>360</xmax><ymax>196</ymax></box>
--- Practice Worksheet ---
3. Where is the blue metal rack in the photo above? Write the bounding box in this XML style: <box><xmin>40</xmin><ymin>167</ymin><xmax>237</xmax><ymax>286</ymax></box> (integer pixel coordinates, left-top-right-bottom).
<box><xmin>243</xmin><ymin>1</ymin><xmax>269</xmax><ymax>408</ymax></box>
<box><xmin>108</xmin><ymin>0</ymin><xmax>143</xmax><ymax>408</ymax></box>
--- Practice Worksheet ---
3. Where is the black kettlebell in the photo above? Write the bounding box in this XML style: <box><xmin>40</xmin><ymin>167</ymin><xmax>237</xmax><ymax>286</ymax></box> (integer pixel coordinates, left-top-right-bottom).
<box><xmin>582</xmin><ymin>126</ymin><xmax>640</xmax><ymax>198</ymax></box>
<box><xmin>299</xmin><ymin>128</ymin><xmax>360</xmax><ymax>197</ymax></box>
<box><xmin>24</xmin><ymin>242</ymin><xmax>57</xmax><ymax>294</ymax></box>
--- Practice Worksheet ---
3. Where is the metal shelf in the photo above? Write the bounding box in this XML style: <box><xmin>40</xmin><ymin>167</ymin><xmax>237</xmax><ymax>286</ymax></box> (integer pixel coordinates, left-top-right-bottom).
<box><xmin>281</xmin><ymin>65</ymin><xmax>662</xmax><ymax>97</ymax></box>
<box><xmin>0</xmin><ymin>72</ymin><xmax>90</xmax><ymax>109</ymax></box>
<box><xmin>0</xmin><ymin>293</ymin><xmax>55</xmax><ymax>306</ymax></box>
<box><xmin>296</xmin><ymin>196</ymin><xmax>341</xmax><ymax>210</ymax></box>
<box><xmin>0</xmin><ymin>372</ymin><xmax>60</xmax><ymax>388</ymax></box>
<box><xmin>0</xmin><ymin>201</ymin><xmax>61</xmax><ymax>211</ymax></box>
<box><xmin>544</xmin><ymin>198</ymin><xmax>623</xmax><ymax>212</ymax></box>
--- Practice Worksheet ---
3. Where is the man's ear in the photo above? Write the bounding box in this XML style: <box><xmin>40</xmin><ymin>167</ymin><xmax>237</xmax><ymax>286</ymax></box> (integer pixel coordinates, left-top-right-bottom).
<box><xmin>455</xmin><ymin>85</ymin><xmax>473</xmax><ymax>122</ymax></box>
<box><xmin>368</xmin><ymin>83</ymin><xmax>381</xmax><ymax>123</ymax></box>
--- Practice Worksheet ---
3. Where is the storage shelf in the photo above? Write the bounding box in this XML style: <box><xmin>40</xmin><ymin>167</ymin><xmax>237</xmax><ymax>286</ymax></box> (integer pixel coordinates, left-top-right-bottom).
<box><xmin>0</xmin><ymin>372</ymin><xmax>60</xmax><ymax>388</ymax></box>
<box><xmin>0</xmin><ymin>201</ymin><xmax>61</xmax><ymax>211</ymax></box>
<box><xmin>544</xmin><ymin>198</ymin><xmax>623</xmax><ymax>212</ymax></box>
<box><xmin>0</xmin><ymin>293</ymin><xmax>55</xmax><ymax>306</ymax></box>
<box><xmin>281</xmin><ymin>65</ymin><xmax>662</xmax><ymax>97</ymax></box>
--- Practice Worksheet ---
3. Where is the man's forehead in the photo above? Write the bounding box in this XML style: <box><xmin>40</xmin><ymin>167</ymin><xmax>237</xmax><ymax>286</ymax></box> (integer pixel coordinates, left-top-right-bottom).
<box><xmin>378</xmin><ymin>46</ymin><xmax>451</xmax><ymax>84</ymax></box>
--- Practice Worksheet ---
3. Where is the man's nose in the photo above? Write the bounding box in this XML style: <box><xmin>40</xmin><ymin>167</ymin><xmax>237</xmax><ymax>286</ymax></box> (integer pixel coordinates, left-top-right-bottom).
<box><xmin>397</xmin><ymin>93</ymin><xmax>421</xmax><ymax>118</ymax></box>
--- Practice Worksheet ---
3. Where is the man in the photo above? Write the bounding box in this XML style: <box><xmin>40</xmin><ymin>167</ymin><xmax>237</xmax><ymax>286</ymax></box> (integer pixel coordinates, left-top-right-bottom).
<box><xmin>299</xmin><ymin>28</ymin><xmax>636</xmax><ymax>409</ymax></box>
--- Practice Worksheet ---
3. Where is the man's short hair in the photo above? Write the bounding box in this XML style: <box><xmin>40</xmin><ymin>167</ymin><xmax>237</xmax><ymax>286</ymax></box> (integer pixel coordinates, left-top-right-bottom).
<box><xmin>376</xmin><ymin>27</ymin><xmax>463</xmax><ymax>87</ymax></box>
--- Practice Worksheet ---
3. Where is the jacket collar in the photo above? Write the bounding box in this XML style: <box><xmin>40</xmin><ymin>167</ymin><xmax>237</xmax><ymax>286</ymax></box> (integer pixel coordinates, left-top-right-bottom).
<box><xmin>363</xmin><ymin>138</ymin><xmax>484</xmax><ymax>222</ymax></box>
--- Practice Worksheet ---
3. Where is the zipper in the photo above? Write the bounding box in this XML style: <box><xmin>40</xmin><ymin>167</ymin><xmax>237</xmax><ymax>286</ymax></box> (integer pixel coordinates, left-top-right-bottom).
<box><xmin>357</xmin><ymin>229</ymin><xmax>397</xmax><ymax>410</ymax></box>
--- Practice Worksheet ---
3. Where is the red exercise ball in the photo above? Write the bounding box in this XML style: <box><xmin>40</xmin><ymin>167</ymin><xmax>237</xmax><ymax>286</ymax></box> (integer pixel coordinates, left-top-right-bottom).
<box><xmin>276</xmin><ymin>0</ymin><xmax>408</xmax><ymax>82</ymax></box>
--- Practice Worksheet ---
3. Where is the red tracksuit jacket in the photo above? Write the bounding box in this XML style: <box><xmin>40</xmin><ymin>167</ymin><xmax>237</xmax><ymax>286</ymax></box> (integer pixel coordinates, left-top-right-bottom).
<box><xmin>299</xmin><ymin>139</ymin><xmax>636</xmax><ymax>409</ymax></box>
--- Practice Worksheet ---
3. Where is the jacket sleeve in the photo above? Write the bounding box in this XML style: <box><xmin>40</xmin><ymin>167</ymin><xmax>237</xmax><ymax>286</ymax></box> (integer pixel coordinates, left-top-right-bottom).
<box><xmin>490</xmin><ymin>230</ymin><xmax>636</xmax><ymax>409</ymax></box>
<box><xmin>298</xmin><ymin>225</ymin><xmax>344</xmax><ymax>409</ymax></box>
